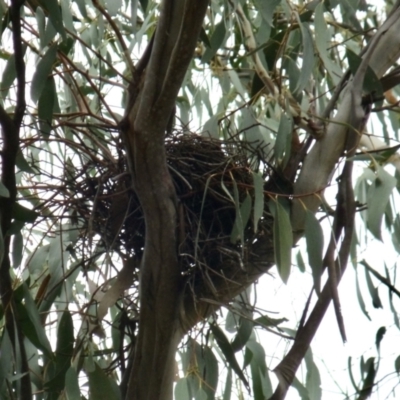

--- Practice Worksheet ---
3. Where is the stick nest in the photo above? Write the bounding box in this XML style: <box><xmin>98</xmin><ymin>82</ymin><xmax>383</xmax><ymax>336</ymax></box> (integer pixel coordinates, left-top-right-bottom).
<box><xmin>71</xmin><ymin>132</ymin><xmax>274</xmax><ymax>276</ymax></box>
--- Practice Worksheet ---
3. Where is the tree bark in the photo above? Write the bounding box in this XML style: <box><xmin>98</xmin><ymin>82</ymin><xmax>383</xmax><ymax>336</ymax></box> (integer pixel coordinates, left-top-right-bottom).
<box><xmin>122</xmin><ymin>2</ymin><xmax>209</xmax><ymax>399</ymax></box>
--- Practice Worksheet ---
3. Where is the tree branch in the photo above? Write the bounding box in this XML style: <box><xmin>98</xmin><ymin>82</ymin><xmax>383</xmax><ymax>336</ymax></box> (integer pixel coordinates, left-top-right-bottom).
<box><xmin>270</xmin><ymin>159</ymin><xmax>356</xmax><ymax>400</ymax></box>
<box><xmin>0</xmin><ymin>1</ymin><xmax>29</xmax><ymax>398</ymax></box>
<box><xmin>123</xmin><ymin>2</ymin><xmax>209</xmax><ymax>399</ymax></box>
<box><xmin>291</xmin><ymin>7</ymin><xmax>400</xmax><ymax>237</ymax></box>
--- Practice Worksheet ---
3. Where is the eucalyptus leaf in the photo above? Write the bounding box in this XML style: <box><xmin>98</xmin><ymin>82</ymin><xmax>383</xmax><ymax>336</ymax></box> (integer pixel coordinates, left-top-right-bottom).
<box><xmin>367</xmin><ymin>166</ymin><xmax>396</xmax><ymax>240</ymax></box>
<box><xmin>210</xmin><ymin>323</ymin><xmax>249</xmax><ymax>390</ymax></box>
<box><xmin>88</xmin><ymin>363</ymin><xmax>121</xmax><ymax>400</ymax></box>
<box><xmin>31</xmin><ymin>44</ymin><xmax>57</xmax><ymax>104</ymax></box>
<box><xmin>175</xmin><ymin>378</ymin><xmax>191</xmax><ymax>400</ymax></box>
<box><xmin>252</xmin><ymin>172</ymin><xmax>264</xmax><ymax>233</ymax></box>
<box><xmin>294</xmin><ymin>20</ymin><xmax>314</xmax><ymax>94</ymax></box>
<box><xmin>38</xmin><ymin>0</ymin><xmax>66</xmax><ymax>40</ymax></box>
<box><xmin>305</xmin><ymin>210</ymin><xmax>324</xmax><ymax>294</ymax></box>
<box><xmin>202</xmin><ymin>20</ymin><xmax>226</xmax><ymax>63</ymax></box>
<box><xmin>271</xmin><ymin>200</ymin><xmax>293</xmax><ymax>283</ymax></box>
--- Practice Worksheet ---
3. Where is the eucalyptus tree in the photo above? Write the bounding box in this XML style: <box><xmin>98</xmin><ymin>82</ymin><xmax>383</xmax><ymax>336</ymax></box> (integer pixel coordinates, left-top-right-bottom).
<box><xmin>1</xmin><ymin>1</ymin><xmax>400</xmax><ymax>399</ymax></box>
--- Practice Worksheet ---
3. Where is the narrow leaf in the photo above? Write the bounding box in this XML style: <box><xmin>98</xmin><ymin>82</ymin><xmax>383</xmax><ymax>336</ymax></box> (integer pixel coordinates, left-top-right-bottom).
<box><xmin>210</xmin><ymin>323</ymin><xmax>249</xmax><ymax>390</ymax></box>
<box><xmin>231</xmin><ymin>318</ymin><xmax>253</xmax><ymax>353</ymax></box>
<box><xmin>395</xmin><ymin>356</ymin><xmax>400</xmax><ymax>375</ymax></box>
<box><xmin>223</xmin><ymin>369</ymin><xmax>232</xmax><ymax>400</ymax></box>
<box><xmin>375</xmin><ymin>326</ymin><xmax>386</xmax><ymax>353</ymax></box>
<box><xmin>65</xmin><ymin>367</ymin><xmax>81</xmax><ymax>400</ymax></box>
<box><xmin>305</xmin><ymin>210</ymin><xmax>324</xmax><ymax>294</ymax></box>
<box><xmin>31</xmin><ymin>44</ymin><xmax>57</xmax><ymax>104</ymax></box>
<box><xmin>12</xmin><ymin>202</ymin><xmax>39</xmax><ymax>223</ymax></box>
<box><xmin>202</xmin><ymin>20</ymin><xmax>226</xmax><ymax>63</ymax></box>
<box><xmin>272</xmin><ymin>200</ymin><xmax>293</xmax><ymax>283</ymax></box>
<box><xmin>88</xmin><ymin>363</ymin><xmax>120</xmax><ymax>400</ymax></box>
<box><xmin>231</xmin><ymin>192</ymin><xmax>252</xmax><ymax>244</ymax></box>
<box><xmin>247</xmin><ymin>340</ymin><xmax>272</xmax><ymax>399</ymax></box>
<box><xmin>367</xmin><ymin>166</ymin><xmax>396</xmax><ymax>240</ymax></box>
<box><xmin>355</xmin><ymin>271</ymin><xmax>371</xmax><ymax>321</ymax></box>
<box><xmin>305</xmin><ymin>348</ymin><xmax>322</xmax><ymax>400</ymax></box>
<box><xmin>38</xmin><ymin>0</ymin><xmax>66</xmax><ymax>40</ymax></box>
<box><xmin>38</xmin><ymin>77</ymin><xmax>55</xmax><ymax>136</ymax></box>
<box><xmin>18</xmin><ymin>284</ymin><xmax>52</xmax><ymax>357</ymax></box>
<box><xmin>175</xmin><ymin>378</ymin><xmax>191</xmax><ymax>400</ymax></box>
<box><xmin>361</xmin><ymin>261</ymin><xmax>383</xmax><ymax>309</ymax></box>
<box><xmin>275</xmin><ymin>113</ymin><xmax>292</xmax><ymax>165</ymax></box>
<box><xmin>12</xmin><ymin>231</ymin><xmax>23</xmax><ymax>269</ymax></box>
<box><xmin>294</xmin><ymin>20</ymin><xmax>314</xmax><ymax>93</ymax></box>
<box><xmin>252</xmin><ymin>171</ymin><xmax>264</xmax><ymax>232</ymax></box>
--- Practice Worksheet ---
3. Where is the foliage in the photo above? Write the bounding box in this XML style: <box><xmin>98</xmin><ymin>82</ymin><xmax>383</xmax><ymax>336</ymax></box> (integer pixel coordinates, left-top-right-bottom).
<box><xmin>0</xmin><ymin>0</ymin><xmax>400</xmax><ymax>399</ymax></box>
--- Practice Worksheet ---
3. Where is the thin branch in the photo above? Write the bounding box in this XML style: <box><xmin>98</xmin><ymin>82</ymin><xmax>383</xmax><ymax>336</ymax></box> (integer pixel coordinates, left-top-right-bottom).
<box><xmin>92</xmin><ymin>0</ymin><xmax>134</xmax><ymax>73</ymax></box>
<box><xmin>361</xmin><ymin>261</ymin><xmax>400</xmax><ymax>299</ymax></box>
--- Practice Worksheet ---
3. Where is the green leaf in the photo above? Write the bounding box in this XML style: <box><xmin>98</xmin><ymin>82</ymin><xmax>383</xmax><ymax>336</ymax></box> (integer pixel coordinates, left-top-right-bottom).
<box><xmin>38</xmin><ymin>77</ymin><xmax>55</xmax><ymax>136</ymax></box>
<box><xmin>247</xmin><ymin>340</ymin><xmax>272</xmax><ymax>399</ymax></box>
<box><xmin>12</xmin><ymin>231</ymin><xmax>23</xmax><ymax>269</ymax></box>
<box><xmin>201</xmin><ymin>346</ymin><xmax>219</xmax><ymax>399</ymax></box>
<box><xmin>275</xmin><ymin>112</ymin><xmax>293</xmax><ymax>167</ymax></box>
<box><xmin>252</xmin><ymin>171</ymin><xmax>264</xmax><ymax>232</ymax></box>
<box><xmin>45</xmin><ymin>310</ymin><xmax>74</xmax><ymax>392</ymax></box>
<box><xmin>291</xmin><ymin>376</ymin><xmax>310</xmax><ymax>400</ymax></box>
<box><xmin>271</xmin><ymin>200</ymin><xmax>293</xmax><ymax>283</ymax></box>
<box><xmin>387</xmin><ymin>264</ymin><xmax>400</xmax><ymax>329</ymax></box>
<box><xmin>346</xmin><ymin>48</ymin><xmax>383</xmax><ymax>99</ymax></box>
<box><xmin>375</xmin><ymin>326</ymin><xmax>386</xmax><ymax>353</ymax></box>
<box><xmin>231</xmin><ymin>318</ymin><xmax>253</xmax><ymax>353</ymax></box>
<box><xmin>0</xmin><ymin>182</ymin><xmax>9</xmax><ymax>198</ymax></box>
<box><xmin>355</xmin><ymin>271</ymin><xmax>371</xmax><ymax>321</ymax></box>
<box><xmin>225</xmin><ymin>311</ymin><xmax>238</xmax><ymax>333</ymax></box>
<box><xmin>74</xmin><ymin>0</ymin><xmax>88</xmax><ymax>18</ymax></box>
<box><xmin>88</xmin><ymin>363</ymin><xmax>120</xmax><ymax>400</ymax></box>
<box><xmin>18</xmin><ymin>284</ymin><xmax>53</xmax><ymax>358</ymax></box>
<box><xmin>361</xmin><ymin>260</ymin><xmax>383</xmax><ymax>309</ymax></box>
<box><xmin>0</xmin><ymin>330</ymin><xmax>12</xmax><ymax>392</ymax></box>
<box><xmin>294</xmin><ymin>20</ymin><xmax>314</xmax><ymax>94</ymax></box>
<box><xmin>395</xmin><ymin>355</ymin><xmax>400</xmax><ymax>375</ymax></box>
<box><xmin>230</xmin><ymin>191</ymin><xmax>252</xmax><ymax>244</ymax></box>
<box><xmin>367</xmin><ymin>166</ymin><xmax>396</xmax><ymax>240</ymax></box>
<box><xmin>12</xmin><ymin>202</ymin><xmax>39</xmax><ymax>223</ymax></box>
<box><xmin>314</xmin><ymin>4</ymin><xmax>342</xmax><ymax>84</ymax></box>
<box><xmin>16</xmin><ymin>150</ymin><xmax>35</xmax><ymax>173</ymax></box>
<box><xmin>305</xmin><ymin>348</ymin><xmax>322</xmax><ymax>400</ymax></box>
<box><xmin>305</xmin><ymin>210</ymin><xmax>324</xmax><ymax>294</ymax></box>
<box><xmin>38</xmin><ymin>0</ymin><xmax>66</xmax><ymax>40</ymax></box>
<box><xmin>254</xmin><ymin>0</ymin><xmax>281</xmax><ymax>27</ymax></box>
<box><xmin>202</xmin><ymin>20</ymin><xmax>226</xmax><ymax>63</ymax></box>
<box><xmin>210</xmin><ymin>323</ymin><xmax>249</xmax><ymax>390</ymax></box>
<box><xmin>0</xmin><ymin>46</ymin><xmax>26</xmax><ymax>100</ymax></box>
<box><xmin>203</xmin><ymin>115</ymin><xmax>220</xmax><ymax>138</ymax></box>
<box><xmin>358</xmin><ymin>357</ymin><xmax>376</xmax><ymax>399</ymax></box>
<box><xmin>296</xmin><ymin>250</ymin><xmax>306</xmax><ymax>273</ymax></box>
<box><xmin>1</xmin><ymin>55</ymin><xmax>15</xmax><ymax>99</ymax></box>
<box><xmin>199</xmin><ymin>27</ymin><xmax>212</xmax><ymax>48</ymax></box>
<box><xmin>31</xmin><ymin>44</ymin><xmax>57</xmax><ymax>104</ymax></box>
<box><xmin>104</xmin><ymin>0</ymin><xmax>122</xmax><ymax>16</ymax></box>
<box><xmin>223</xmin><ymin>369</ymin><xmax>232</xmax><ymax>400</ymax></box>
<box><xmin>175</xmin><ymin>378</ymin><xmax>191</xmax><ymax>400</ymax></box>
<box><xmin>65</xmin><ymin>367</ymin><xmax>81</xmax><ymax>399</ymax></box>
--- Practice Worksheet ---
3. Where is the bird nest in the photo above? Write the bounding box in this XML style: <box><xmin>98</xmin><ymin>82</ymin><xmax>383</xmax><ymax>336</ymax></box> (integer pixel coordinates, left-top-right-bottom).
<box><xmin>71</xmin><ymin>132</ymin><xmax>274</xmax><ymax>276</ymax></box>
